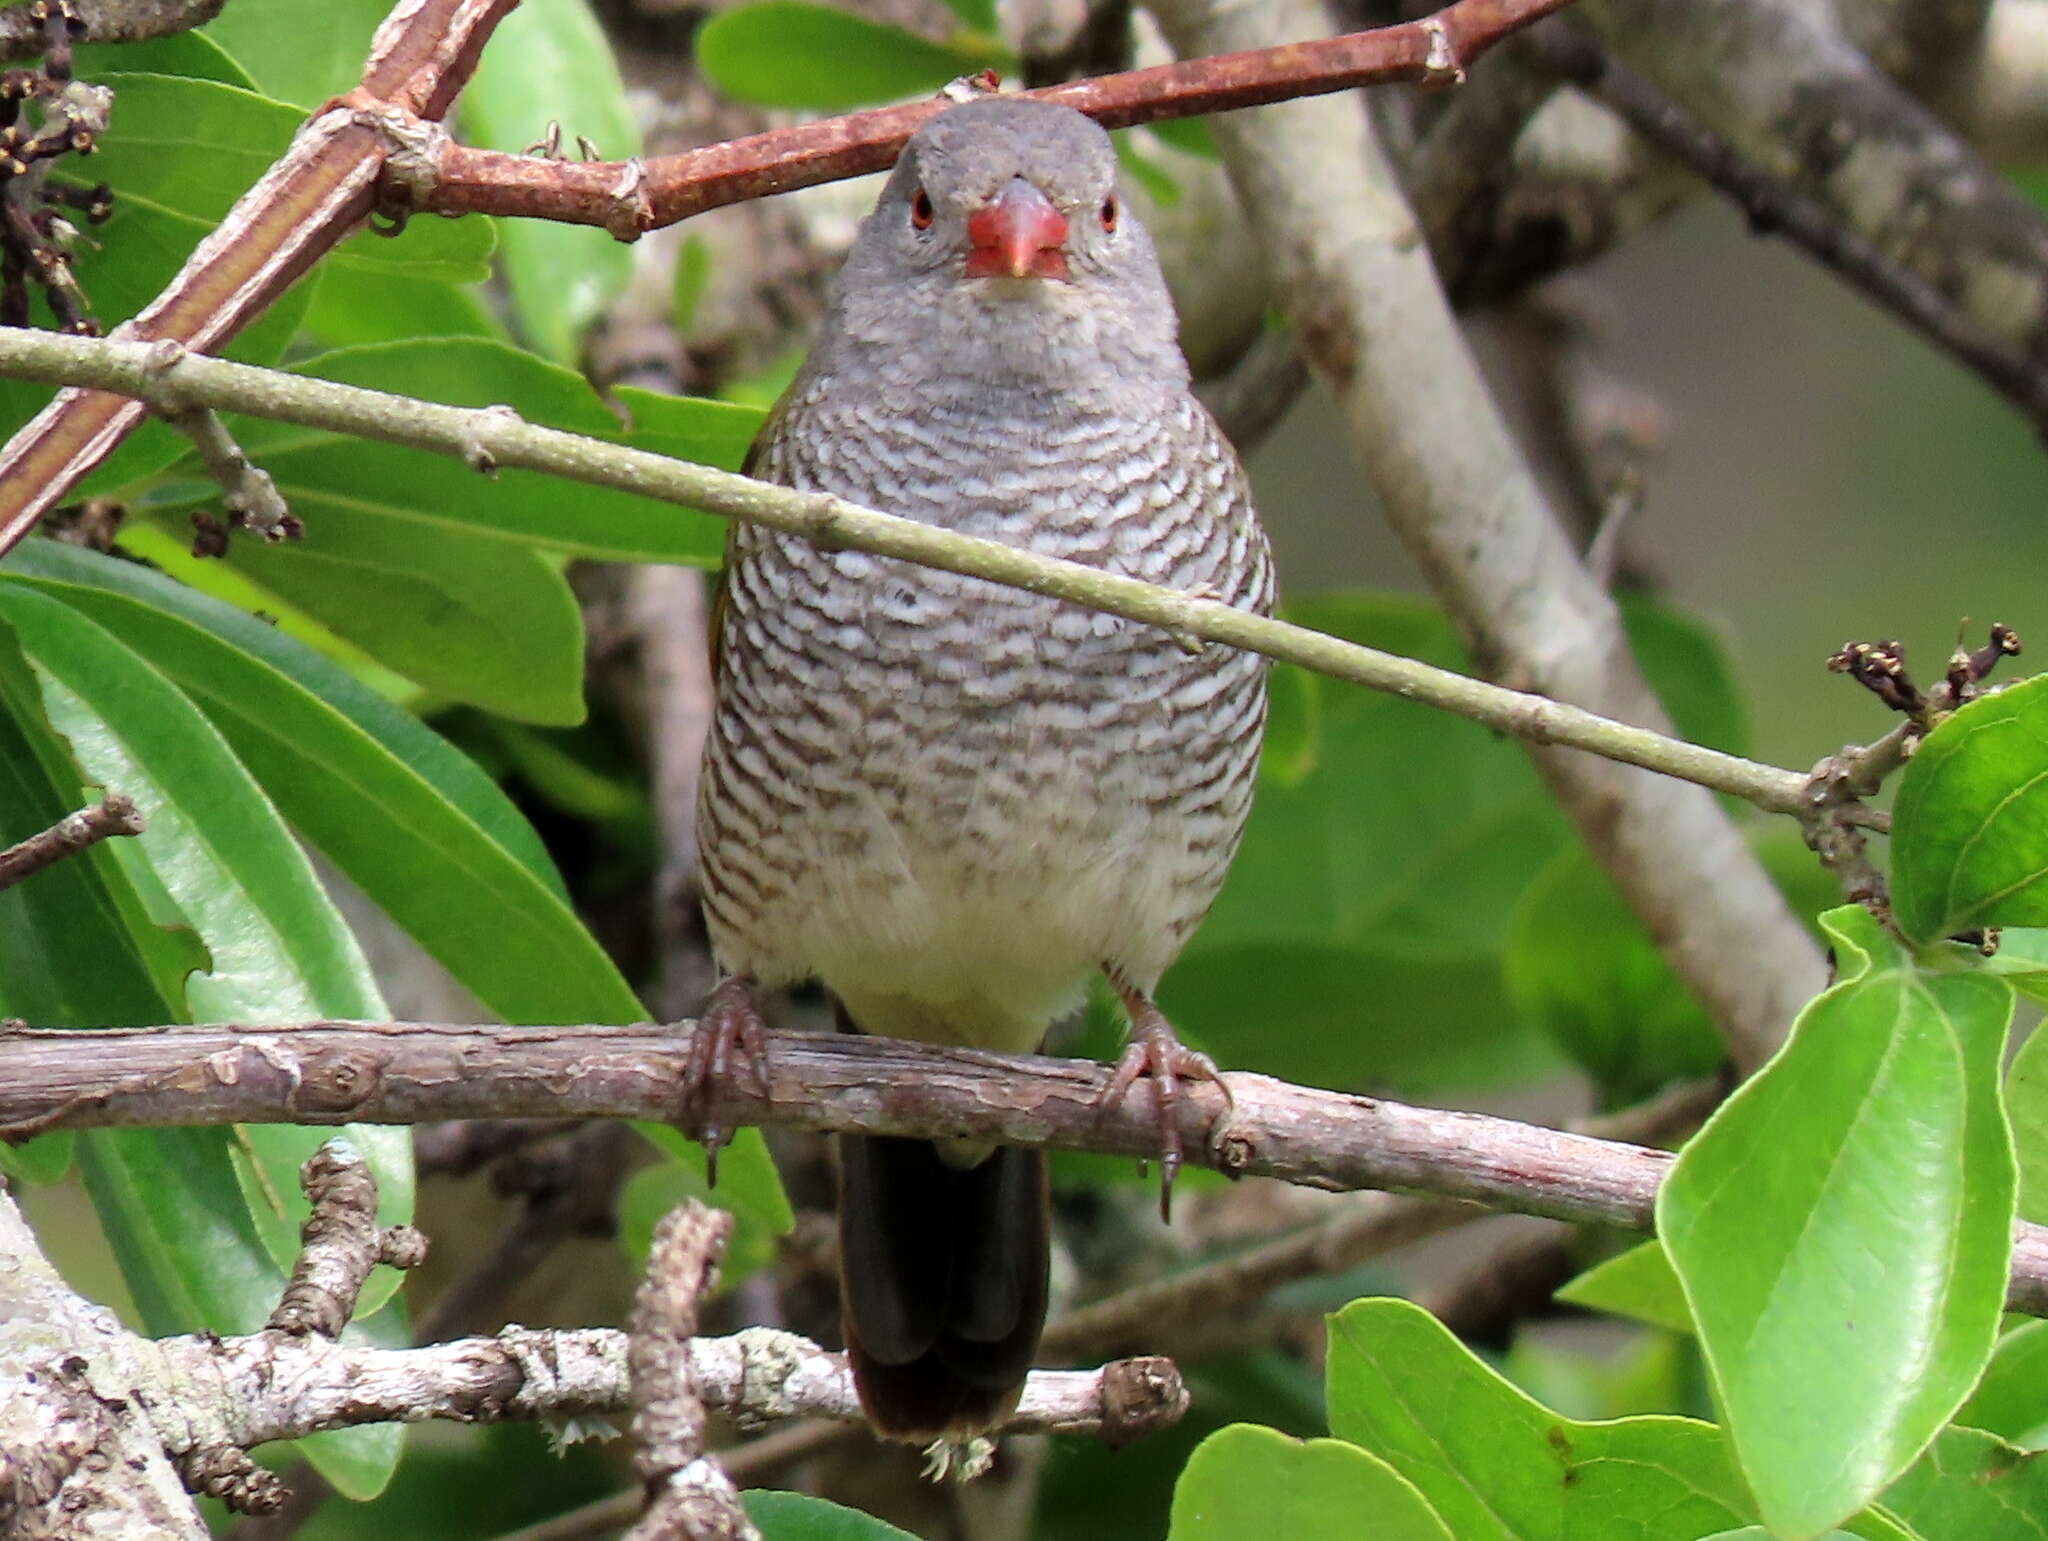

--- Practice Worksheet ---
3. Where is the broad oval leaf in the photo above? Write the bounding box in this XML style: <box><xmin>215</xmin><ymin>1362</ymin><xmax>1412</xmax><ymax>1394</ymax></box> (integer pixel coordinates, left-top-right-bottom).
<box><xmin>697</xmin><ymin>2</ymin><xmax>1007</xmax><ymax>112</ymax></box>
<box><xmin>1658</xmin><ymin>906</ymin><xmax>2016</xmax><ymax>1539</ymax></box>
<box><xmin>1554</xmin><ymin>1239</ymin><xmax>1694</xmax><ymax>1335</ymax></box>
<box><xmin>1324</xmin><ymin>1297</ymin><xmax>1764</xmax><ymax>1537</ymax></box>
<box><xmin>2009</xmin><ymin>1019</ymin><xmax>2048</xmax><ymax>1226</ymax></box>
<box><xmin>1169</xmin><ymin>1424</ymin><xmax>1450</xmax><ymax>1541</ymax></box>
<box><xmin>744</xmin><ymin>1490</ymin><xmax>919</xmax><ymax>1539</ymax></box>
<box><xmin>1880</xmin><ymin>1425</ymin><xmax>2048</xmax><ymax>1539</ymax></box>
<box><xmin>1892</xmin><ymin>673</ymin><xmax>2048</xmax><ymax>942</ymax></box>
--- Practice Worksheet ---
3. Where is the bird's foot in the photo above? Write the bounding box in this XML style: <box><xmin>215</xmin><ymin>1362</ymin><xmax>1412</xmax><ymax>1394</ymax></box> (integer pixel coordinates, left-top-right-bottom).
<box><xmin>679</xmin><ymin>974</ymin><xmax>770</xmax><ymax>1184</ymax></box>
<box><xmin>1097</xmin><ymin>976</ymin><xmax>1231</xmax><ymax>1222</ymax></box>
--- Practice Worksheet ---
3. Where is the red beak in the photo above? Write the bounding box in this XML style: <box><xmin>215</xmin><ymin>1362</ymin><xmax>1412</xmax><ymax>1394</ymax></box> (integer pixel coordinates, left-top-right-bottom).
<box><xmin>965</xmin><ymin>178</ymin><xmax>1069</xmax><ymax>281</ymax></box>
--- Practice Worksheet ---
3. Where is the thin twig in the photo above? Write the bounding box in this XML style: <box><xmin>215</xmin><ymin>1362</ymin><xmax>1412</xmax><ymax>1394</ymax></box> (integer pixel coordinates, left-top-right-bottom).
<box><xmin>0</xmin><ymin>790</ymin><xmax>142</xmax><ymax>893</ymax></box>
<box><xmin>163</xmin><ymin>404</ymin><xmax>299</xmax><ymax>546</ymax></box>
<box><xmin>268</xmin><ymin>1139</ymin><xmax>429</xmax><ymax>1339</ymax></box>
<box><xmin>0</xmin><ymin>328</ymin><xmax>1876</xmax><ymax>825</ymax></box>
<box><xmin>0</xmin><ymin>0</ymin><xmax>225</xmax><ymax>60</ymax></box>
<box><xmin>407</xmin><ymin>0</ymin><xmax>1575</xmax><ymax>232</ymax></box>
<box><xmin>626</xmin><ymin>1202</ymin><xmax>754</xmax><ymax>1541</ymax></box>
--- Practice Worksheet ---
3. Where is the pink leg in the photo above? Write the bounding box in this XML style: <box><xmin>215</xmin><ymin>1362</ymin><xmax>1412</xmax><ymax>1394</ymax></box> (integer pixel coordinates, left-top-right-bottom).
<box><xmin>1097</xmin><ymin>970</ymin><xmax>1232</xmax><ymax>1221</ymax></box>
<box><xmin>679</xmin><ymin>974</ymin><xmax>771</xmax><ymax>1184</ymax></box>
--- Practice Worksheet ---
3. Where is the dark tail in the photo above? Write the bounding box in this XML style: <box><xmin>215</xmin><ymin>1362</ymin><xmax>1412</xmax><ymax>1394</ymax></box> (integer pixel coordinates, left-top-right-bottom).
<box><xmin>838</xmin><ymin>1129</ymin><xmax>1050</xmax><ymax>1441</ymax></box>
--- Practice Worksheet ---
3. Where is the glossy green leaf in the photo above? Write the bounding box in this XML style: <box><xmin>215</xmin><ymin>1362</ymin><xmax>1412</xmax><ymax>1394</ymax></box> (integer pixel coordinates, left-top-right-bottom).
<box><xmin>161</xmin><ymin>500</ymin><xmax>588</xmax><ymax>725</ymax></box>
<box><xmin>1555</xmin><ymin>1240</ymin><xmax>1694</xmax><ymax>1335</ymax></box>
<box><xmin>304</xmin><ymin>266</ymin><xmax>505</xmax><ymax>347</ymax></box>
<box><xmin>744</xmin><ymin>1490</ymin><xmax>919</xmax><ymax>1540</ymax></box>
<box><xmin>1698</xmin><ymin>1532</ymin><xmax>1863</xmax><ymax>1540</ymax></box>
<box><xmin>2010</xmin><ymin>1021</ymin><xmax>2048</xmax><ymax>1225</ymax></box>
<box><xmin>1324</xmin><ymin>1297</ymin><xmax>1762</xmax><ymax>1537</ymax></box>
<box><xmin>1880</xmin><ymin>1425</ymin><xmax>2048</xmax><ymax>1539</ymax></box>
<box><xmin>697</xmin><ymin>3</ymin><xmax>1007</xmax><ymax>112</ymax></box>
<box><xmin>1659</xmin><ymin>906</ymin><xmax>2016</xmax><ymax>1539</ymax></box>
<box><xmin>616</xmin><ymin>1159</ymin><xmax>777</xmax><ymax>1287</ymax></box>
<box><xmin>198</xmin><ymin>0</ymin><xmax>391</xmax><ymax>108</ymax></box>
<box><xmin>639</xmin><ymin>1121</ymin><xmax>796</xmax><ymax>1240</ymax></box>
<box><xmin>458</xmin><ymin>0</ymin><xmax>637</xmax><ymax>361</ymax></box>
<box><xmin>1958</xmin><ymin>1320</ymin><xmax>2048</xmax><ymax>1448</ymax></box>
<box><xmin>73</xmin><ymin>30</ymin><xmax>258</xmax><ymax>89</ymax></box>
<box><xmin>1892</xmin><ymin>674</ymin><xmax>2048</xmax><ymax>942</ymax></box>
<box><xmin>1169</xmin><ymin>1424</ymin><xmax>1451</xmax><ymax>1541</ymax></box>
<box><xmin>1259</xmin><ymin>661</ymin><xmax>1319</xmax><ymax>788</ymax></box>
<box><xmin>1978</xmin><ymin>927</ymin><xmax>2048</xmax><ymax>1008</ymax></box>
<box><xmin>194</xmin><ymin>340</ymin><xmax>741</xmax><ymax>565</ymax></box>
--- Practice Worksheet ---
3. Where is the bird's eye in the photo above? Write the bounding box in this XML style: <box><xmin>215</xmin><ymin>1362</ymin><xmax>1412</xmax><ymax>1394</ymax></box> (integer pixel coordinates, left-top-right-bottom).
<box><xmin>910</xmin><ymin>188</ymin><xmax>935</xmax><ymax>230</ymax></box>
<box><xmin>1099</xmin><ymin>196</ymin><xmax>1117</xmax><ymax>232</ymax></box>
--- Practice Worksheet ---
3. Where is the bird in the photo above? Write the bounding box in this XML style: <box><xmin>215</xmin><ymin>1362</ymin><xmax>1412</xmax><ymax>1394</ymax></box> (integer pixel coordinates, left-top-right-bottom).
<box><xmin>688</xmin><ymin>93</ymin><xmax>1274</xmax><ymax>1445</ymax></box>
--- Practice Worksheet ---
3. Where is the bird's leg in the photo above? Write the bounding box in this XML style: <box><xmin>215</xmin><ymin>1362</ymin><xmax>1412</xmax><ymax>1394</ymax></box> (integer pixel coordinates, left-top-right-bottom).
<box><xmin>1097</xmin><ymin>969</ymin><xmax>1232</xmax><ymax>1221</ymax></box>
<box><xmin>678</xmin><ymin>973</ymin><xmax>771</xmax><ymax>1184</ymax></box>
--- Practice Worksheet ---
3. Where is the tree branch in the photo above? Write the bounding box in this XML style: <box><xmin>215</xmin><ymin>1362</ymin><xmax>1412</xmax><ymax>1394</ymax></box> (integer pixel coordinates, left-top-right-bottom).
<box><xmin>0</xmin><ymin>0</ymin><xmax>225</xmax><ymax>61</ymax></box>
<box><xmin>626</xmin><ymin>1202</ymin><xmax>754</xmax><ymax>1541</ymax></box>
<box><xmin>0</xmin><ymin>789</ymin><xmax>142</xmax><ymax>893</ymax></box>
<box><xmin>0</xmin><ymin>327</ymin><xmax>1881</xmax><ymax>829</ymax></box>
<box><xmin>408</xmin><ymin>0</ymin><xmax>1568</xmax><ymax>231</ymax></box>
<box><xmin>4</xmin><ymin>1019</ymin><xmax>2045</xmax><ymax>1314</ymax></box>
<box><xmin>1147</xmin><ymin>0</ymin><xmax>1828</xmax><ymax>1071</ymax></box>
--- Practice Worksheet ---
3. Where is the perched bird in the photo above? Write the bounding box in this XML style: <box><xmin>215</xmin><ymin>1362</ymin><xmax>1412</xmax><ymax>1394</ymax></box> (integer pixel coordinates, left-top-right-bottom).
<box><xmin>690</xmin><ymin>95</ymin><xmax>1274</xmax><ymax>1444</ymax></box>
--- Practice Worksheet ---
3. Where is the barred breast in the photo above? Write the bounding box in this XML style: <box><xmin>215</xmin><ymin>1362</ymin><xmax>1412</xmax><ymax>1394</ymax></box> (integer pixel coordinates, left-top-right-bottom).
<box><xmin>697</xmin><ymin>374</ymin><xmax>1272</xmax><ymax>1055</ymax></box>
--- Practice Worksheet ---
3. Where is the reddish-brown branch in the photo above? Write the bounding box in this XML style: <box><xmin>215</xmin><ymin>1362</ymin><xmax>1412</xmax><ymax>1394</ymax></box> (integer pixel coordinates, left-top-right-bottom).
<box><xmin>0</xmin><ymin>791</ymin><xmax>142</xmax><ymax>893</ymax></box>
<box><xmin>0</xmin><ymin>0</ymin><xmax>519</xmax><ymax>558</ymax></box>
<box><xmin>418</xmin><ymin>0</ymin><xmax>1576</xmax><ymax>231</ymax></box>
<box><xmin>0</xmin><ymin>0</ymin><xmax>1575</xmax><ymax>556</ymax></box>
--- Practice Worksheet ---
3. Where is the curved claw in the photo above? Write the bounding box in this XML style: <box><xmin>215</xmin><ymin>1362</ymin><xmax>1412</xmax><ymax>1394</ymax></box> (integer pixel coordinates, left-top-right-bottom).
<box><xmin>679</xmin><ymin>975</ymin><xmax>771</xmax><ymax>1184</ymax></box>
<box><xmin>1096</xmin><ymin>978</ymin><xmax>1231</xmax><ymax>1222</ymax></box>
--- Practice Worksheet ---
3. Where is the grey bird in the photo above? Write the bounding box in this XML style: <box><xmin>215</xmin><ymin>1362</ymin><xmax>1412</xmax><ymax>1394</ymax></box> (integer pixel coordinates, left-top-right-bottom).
<box><xmin>689</xmin><ymin>95</ymin><xmax>1274</xmax><ymax>1443</ymax></box>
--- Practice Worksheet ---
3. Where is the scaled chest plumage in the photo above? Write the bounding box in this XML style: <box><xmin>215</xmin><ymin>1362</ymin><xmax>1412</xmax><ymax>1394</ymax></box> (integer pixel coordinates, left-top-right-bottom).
<box><xmin>697</xmin><ymin>361</ymin><xmax>1272</xmax><ymax>1050</ymax></box>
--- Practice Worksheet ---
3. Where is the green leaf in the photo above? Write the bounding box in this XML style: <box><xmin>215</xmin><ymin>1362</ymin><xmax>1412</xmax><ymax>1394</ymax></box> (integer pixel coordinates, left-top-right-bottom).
<box><xmin>1958</xmin><ymin>1320</ymin><xmax>2048</xmax><ymax>1448</ymax></box>
<box><xmin>1325</xmin><ymin>1297</ymin><xmax>1762</xmax><ymax>1536</ymax></box>
<box><xmin>1169</xmin><ymin>1424</ymin><xmax>1451</xmax><ymax>1541</ymax></box>
<box><xmin>304</xmin><ymin>267</ymin><xmax>505</xmax><ymax>348</ymax></box>
<box><xmin>458</xmin><ymin>0</ymin><xmax>638</xmax><ymax>361</ymax></box>
<box><xmin>1555</xmin><ymin>1240</ymin><xmax>1694</xmax><ymax>1335</ymax></box>
<box><xmin>198</xmin><ymin>0</ymin><xmax>392</xmax><ymax>108</ymax></box>
<box><xmin>155</xmin><ymin>501</ymin><xmax>589</xmax><ymax>725</ymax></box>
<box><xmin>1658</xmin><ymin>905</ymin><xmax>2016</xmax><ymax>1539</ymax></box>
<box><xmin>1698</xmin><ymin>1533</ymin><xmax>1864</xmax><ymax>1540</ymax></box>
<box><xmin>1880</xmin><ymin>1425</ymin><xmax>2048</xmax><ymax>1540</ymax></box>
<box><xmin>202</xmin><ymin>339</ymin><xmax>740</xmax><ymax>565</ymax></box>
<box><xmin>1892</xmin><ymin>674</ymin><xmax>2048</xmax><ymax>941</ymax></box>
<box><xmin>743</xmin><ymin>1490</ymin><xmax>921</xmax><ymax>1539</ymax></box>
<box><xmin>934</xmin><ymin>0</ymin><xmax>996</xmax><ymax>36</ymax></box>
<box><xmin>1978</xmin><ymin>927</ymin><xmax>2048</xmax><ymax>1008</ymax></box>
<box><xmin>2010</xmin><ymin>1021</ymin><xmax>2048</xmax><ymax>1225</ymax></box>
<box><xmin>73</xmin><ymin>30</ymin><xmax>259</xmax><ymax>89</ymax></box>
<box><xmin>696</xmin><ymin>3</ymin><xmax>1007</xmax><ymax>112</ymax></box>
<box><xmin>1259</xmin><ymin>661</ymin><xmax>1319</xmax><ymax>788</ymax></box>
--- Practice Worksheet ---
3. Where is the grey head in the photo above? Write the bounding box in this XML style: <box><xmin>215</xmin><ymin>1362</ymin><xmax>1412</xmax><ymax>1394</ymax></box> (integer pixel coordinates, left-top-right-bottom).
<box><xmin>814</xmin><ymin>96</ymin><xmax>1188</xmax><ymax>391</ymax></box>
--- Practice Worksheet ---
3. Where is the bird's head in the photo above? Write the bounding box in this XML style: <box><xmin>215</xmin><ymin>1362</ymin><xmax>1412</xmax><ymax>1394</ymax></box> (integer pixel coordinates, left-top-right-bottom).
<box><xmin>828</xmin><ymin>96</ymin><xmax>1186</xmax><ymax>387</ymax></box>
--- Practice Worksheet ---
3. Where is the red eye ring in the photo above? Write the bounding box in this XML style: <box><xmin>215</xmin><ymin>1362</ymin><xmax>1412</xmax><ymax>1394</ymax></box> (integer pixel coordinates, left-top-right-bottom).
<box><xmin>910</xmin><ymin>188</ymin><xmax>935</xmax><ymax>230</ymax></box>
<box><xmin>1099</xmin><ymin>195</ymin><xmax>1117</xmax><ymax>232</ymax></box>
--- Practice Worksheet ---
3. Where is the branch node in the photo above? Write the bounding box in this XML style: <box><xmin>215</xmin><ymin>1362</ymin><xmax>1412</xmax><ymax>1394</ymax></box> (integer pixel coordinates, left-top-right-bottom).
<box><xmin>605</xmin><ymin>155</ymin><xmax>653</xmax><ymax>244</ymax></box>
<box><xmin>1097</xmin><ymin>1355</ymin><xmax>1190</xmax><ymax>1448</ymax></box>
<box><xmin>1419</xmin><ymin>17</ymin><xmax>1468</xmax><ymax>88</ymax></box>
<box><xmin>267</xmin><ymin>1137</ymin><xmax>426</xmax><ymax>1339</ymax></box>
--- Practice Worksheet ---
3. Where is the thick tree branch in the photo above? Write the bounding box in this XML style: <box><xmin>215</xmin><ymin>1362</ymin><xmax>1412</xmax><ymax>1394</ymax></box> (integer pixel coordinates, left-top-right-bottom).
<box><xmin>0</xmin><ymin>789</ymin><xmax>141</xmax><ymax>892</ymax></box>
<box><xmin>0</xmin><ymin>327</ymin><xmax>1882</xmax><ymax>829</ymax></box>
<box><xmin>1148</xmin><ymin>0</ymin><xmax>1828</xmax><ymax>1071</ymax></box>
<box><xmin>4</xmin><ymin>1019</ymin><xmax>2046</xmax><ymax>1314</ymax></box>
